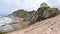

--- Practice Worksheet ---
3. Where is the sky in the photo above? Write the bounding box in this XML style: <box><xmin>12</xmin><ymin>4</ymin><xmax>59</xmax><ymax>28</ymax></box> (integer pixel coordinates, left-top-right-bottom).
<box><xmin>0</xmin><ymin>0</ymin><xmax>60</xmax><ymax>16</ymax></box>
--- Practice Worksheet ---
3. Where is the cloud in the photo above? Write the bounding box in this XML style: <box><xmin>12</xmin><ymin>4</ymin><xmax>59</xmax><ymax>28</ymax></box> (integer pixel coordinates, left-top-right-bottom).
<box><xmin>0</xmin><ymin>0</ymin><xmax>60</xmax><ymax>16</ymax></box>
<box><xmin>47</xmin><ymin>0</ymin><xmax>60</xmax><ymax>8</ymax></box>
<box><xmin>3</xmin><ymin>0</ymin><xmax>48</xmax><ymax>10</ymax></box>
<box><xmin>0</xmin><ymin>0</ymin><xmax>48</xmax><ymax>16</ymax></box>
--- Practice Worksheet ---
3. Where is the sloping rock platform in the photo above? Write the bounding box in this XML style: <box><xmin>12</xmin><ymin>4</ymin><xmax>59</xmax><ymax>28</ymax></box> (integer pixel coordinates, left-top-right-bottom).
<box><xmin>7</xmin><ymin>14</ymin><xmax>60</xmax><ymax>34</ymax></box>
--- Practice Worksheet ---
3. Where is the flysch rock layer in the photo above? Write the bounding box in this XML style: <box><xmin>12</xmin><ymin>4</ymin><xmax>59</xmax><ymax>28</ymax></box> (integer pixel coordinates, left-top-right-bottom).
<box><xmin>7</xmin><ymin>14</ymin><xmax>60</xmax><ymax>34</ymax></box>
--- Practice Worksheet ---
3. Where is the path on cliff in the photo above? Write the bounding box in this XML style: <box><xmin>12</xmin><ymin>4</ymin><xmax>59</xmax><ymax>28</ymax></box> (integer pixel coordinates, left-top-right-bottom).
<box><xmin>7</xmin><ymin>14</ymin><xmax>60</xmax><ymax>34</ymax></box>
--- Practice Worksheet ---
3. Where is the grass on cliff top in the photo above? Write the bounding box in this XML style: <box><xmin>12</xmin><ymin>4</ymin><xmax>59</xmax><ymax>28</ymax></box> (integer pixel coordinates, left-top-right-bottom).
<box><xmin>47</xmin><ymin>8</ymin><xmax>53</xmax><ymax>11</ymax></box>
<box><xmin>37</xmin><ymin>7</ymin><xmax>53</xmax><ymax>12</ymax></box>
<box><xmin>17</xmin><ymin>9</ymin><xmax>29</xmax><ymax>15</ymax></box>
<box><xmin>20</xmin><ymin>11</ymin><xmax>29</xmax><ymax>14</ymax></box>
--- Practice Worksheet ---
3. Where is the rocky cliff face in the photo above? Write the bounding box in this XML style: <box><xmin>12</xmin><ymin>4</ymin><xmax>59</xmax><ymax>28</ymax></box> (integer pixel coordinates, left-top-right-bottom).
<box><xmin>8</xmin><ymin>3</ymin><xmax>60</xmax><ymax>26</ymax></box>
<box><xmin>8</xmin><ymin>10</ymin><xmax>38</xmax><ymax>24</ymax></box>
<box><xmin>7</xmin><ymin>14</ymin><xmax>60</xmax><ymax>34</ymax></box>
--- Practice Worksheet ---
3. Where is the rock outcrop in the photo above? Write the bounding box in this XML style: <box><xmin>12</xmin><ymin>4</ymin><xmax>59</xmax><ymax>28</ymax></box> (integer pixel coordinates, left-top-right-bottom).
<box><xmin>7</xmin><ymin>14</ymin><xmax>60</xmax><ymax>34</ymax></box>
<box><xmin>6</xmin><ymin>2</ymin><xmax>60</xmax><ymax>34</ymax></box>
<box><xmin>8</xmin><ymin>3</ymin><xmax>60</xmax><ymax>26</ymax></box>
<box><xmin>8</xmin><ymin>10</ymin><xmax>38</xmax><ymax>25</ymax></box>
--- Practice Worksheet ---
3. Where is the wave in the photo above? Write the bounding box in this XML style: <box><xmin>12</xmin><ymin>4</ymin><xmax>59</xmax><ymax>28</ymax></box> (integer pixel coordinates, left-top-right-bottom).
<box><xmin>0</xmin><ymin>16</ymin><xmax>12</xmax><ymax>26</ymax></box>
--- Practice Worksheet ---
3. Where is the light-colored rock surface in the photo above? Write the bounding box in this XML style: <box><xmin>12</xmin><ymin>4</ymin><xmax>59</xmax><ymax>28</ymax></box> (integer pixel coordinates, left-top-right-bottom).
<box><xmin>7</xmin><ymin>15</ymin><xmax>60</xmax><ymax>34</ymax></box>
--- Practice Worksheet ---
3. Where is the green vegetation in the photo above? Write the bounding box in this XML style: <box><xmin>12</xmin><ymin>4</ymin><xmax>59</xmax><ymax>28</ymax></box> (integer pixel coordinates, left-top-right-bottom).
<box><xmin>37</xmin><ymin>7</ymin><xmax>47</xmax><ymax>11</ymax></box>
<box><xmin>18</xmin><ymin>9</ymin><xmax>29</xmax><ymax>15</ymax></box>
<box><xmin>37</xmin><ymin>7</ymin><xmax>53</xmax><ymax>12</ymax></box>
<box><xmin>20</xmin><ymin>10</ymin><xmax>28</xmax><ymax>15</ymax></box>
<box><xmin>47</xmin><ymin>8</ymin><xmax>53</xmax><ymax>11</ymax></box>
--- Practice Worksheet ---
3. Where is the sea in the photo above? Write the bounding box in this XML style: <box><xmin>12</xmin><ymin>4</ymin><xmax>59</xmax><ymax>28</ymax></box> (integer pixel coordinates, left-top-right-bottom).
<box><xmin>0</xmin><ymin>16</ymin><xmax>14</xmax><ymax>32</ymax></box>
<box><xmin>0</xmin><ymin>16</ymin><xmax>21</xmax><ymax>32</ymax></box>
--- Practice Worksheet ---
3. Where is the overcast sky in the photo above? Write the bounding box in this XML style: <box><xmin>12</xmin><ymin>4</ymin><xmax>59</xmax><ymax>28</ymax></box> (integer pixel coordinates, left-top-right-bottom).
<box><xmin>0</xmin><ymin>0</ymin><xmax>60</xmax><ymax>16</ymax></box>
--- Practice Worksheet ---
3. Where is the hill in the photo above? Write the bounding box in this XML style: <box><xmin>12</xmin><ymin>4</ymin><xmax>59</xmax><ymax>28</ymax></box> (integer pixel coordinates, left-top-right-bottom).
<box><xmin>8</xmin><ymin>3</ymin><xmax>60</xmax><ymax>26</ymax></box>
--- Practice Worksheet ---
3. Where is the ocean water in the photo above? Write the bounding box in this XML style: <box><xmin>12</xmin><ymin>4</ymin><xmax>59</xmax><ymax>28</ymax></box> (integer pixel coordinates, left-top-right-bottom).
<box><xmin>0</xmin><ymin>16</ymin><xmax>13</xmax><ymax>31</ymax></box>
<box><xmin>0</xmin><ymin>16</ymin><xmax>21</xmax><ymax>32</ymax></box>
<box><xmin>0</xmin><ymin>16</ymin><xmax>12</xmax><ymax>26</ymax></box>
